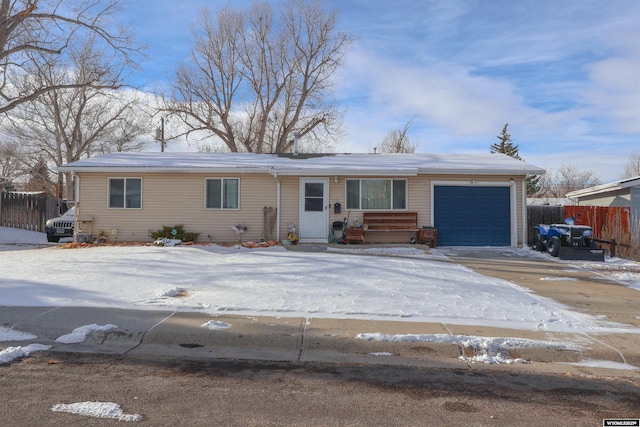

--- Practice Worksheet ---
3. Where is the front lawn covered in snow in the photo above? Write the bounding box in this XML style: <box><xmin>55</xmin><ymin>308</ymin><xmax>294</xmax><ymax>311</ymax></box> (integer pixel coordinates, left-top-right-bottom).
<box><xmin>1</xmin><ymin>226</ymin><xmax>639</xmax><ymax>334</ymax></box>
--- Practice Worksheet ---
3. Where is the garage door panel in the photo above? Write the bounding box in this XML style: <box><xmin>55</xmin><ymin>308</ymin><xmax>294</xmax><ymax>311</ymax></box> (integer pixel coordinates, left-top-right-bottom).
<box><xmin>434</xmin><ymin>186</ymin><xmax>511</xmax><ymax>246</ymax></box>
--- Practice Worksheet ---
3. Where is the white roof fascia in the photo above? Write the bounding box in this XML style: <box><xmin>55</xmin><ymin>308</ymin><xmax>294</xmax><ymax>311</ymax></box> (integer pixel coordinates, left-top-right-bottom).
<box><xmin>57</xmin><ymin>166</ymin><xmax>272</xmax><ymax>174</ymax></box>
<box><xmin>418</xmin><ymin>168</ymin><xmax>538</xmax><ymax>176</ymax></box>
<box><xmin>620</xmin><ymin>176</ymin><xmax>640</xmax><ymax>189</ymax></box>
<box><xmin>57</xmin><ymin>166</ymin><xmax>418</xmax><ymax>176</ymax></box>
<box><xmin>58</xmin><ymin>165</ymin><xmax>536</xmax><ymax>177</ymax></box>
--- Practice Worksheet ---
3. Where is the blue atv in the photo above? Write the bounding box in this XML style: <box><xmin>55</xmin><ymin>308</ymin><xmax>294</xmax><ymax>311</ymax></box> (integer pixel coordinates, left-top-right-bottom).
<box><xmin>533</xmin><ymin>218</ymin><xmax>604</xmax><ymax>261</ymax></box>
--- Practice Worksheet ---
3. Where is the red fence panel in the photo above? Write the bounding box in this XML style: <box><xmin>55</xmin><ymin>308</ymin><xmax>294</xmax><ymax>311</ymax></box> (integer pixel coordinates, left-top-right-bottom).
<box><xmin>564</xmin><ymin>205</ymin><xmax>630</xmax><ymax>238</ymax></box>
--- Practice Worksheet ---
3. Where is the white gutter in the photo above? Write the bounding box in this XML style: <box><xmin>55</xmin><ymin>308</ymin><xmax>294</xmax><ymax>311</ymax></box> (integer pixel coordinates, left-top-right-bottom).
<box><xmin>58</xmin><ymin>166</ymin><xmax>542</xmax><ymax>177</ymax></box>
<box><xmin>57</xmin><ymin>166</ymin><xmax>420</xmax><ymax>177</ymax></box>
<box><xmin>57</xmin><ymin>166</ymin><xmax>271</xmax><ymax>174</ymax></box>
<box><xmin>418</xmin><ymin>168</ymin><xmax>545</xmax><ymax>176</ymax></box>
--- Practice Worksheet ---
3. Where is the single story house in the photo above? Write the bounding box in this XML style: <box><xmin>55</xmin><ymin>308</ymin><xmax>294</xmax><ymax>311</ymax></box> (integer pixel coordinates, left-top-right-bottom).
<box><xmin>57</xmin><ymin>152</ymin><xmax>545</xmax><ymax>247</ymax></box>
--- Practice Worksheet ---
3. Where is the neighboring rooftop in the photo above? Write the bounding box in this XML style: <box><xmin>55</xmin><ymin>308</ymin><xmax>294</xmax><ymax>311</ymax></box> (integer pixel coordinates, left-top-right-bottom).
<box><xmin>567</xmin><ymin>175</ymin><xmax>640</xmax><ymax>199</ymax></box>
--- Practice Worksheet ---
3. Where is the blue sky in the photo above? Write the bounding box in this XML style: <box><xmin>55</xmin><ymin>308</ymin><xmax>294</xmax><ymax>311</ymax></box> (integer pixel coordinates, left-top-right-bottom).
<box><xmin>123</xmin><ymin>0</ymin><xmax>639</xmax><ymax>183</ymax></box>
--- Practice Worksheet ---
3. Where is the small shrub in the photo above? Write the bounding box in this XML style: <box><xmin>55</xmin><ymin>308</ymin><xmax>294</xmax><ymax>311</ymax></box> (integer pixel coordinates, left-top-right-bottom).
<box><xmin>150</xmin><ymin>224</ymin><xmax>200</xmax><ymax>243</ymax></box>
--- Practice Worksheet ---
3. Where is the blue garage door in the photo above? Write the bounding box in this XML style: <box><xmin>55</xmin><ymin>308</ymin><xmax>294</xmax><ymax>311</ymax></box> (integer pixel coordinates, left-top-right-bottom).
<box><xmin>434</xmin><ymin>186</ymin><xmax>511</xmax><ymax>246</ymax></box>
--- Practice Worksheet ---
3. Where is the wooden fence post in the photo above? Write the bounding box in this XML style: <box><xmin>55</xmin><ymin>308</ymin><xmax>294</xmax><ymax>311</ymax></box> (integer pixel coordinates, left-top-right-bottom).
<box><xmin>610</xmin><ymin>238</ymin><xmax>616</xmax><ymax>258</ymax></box>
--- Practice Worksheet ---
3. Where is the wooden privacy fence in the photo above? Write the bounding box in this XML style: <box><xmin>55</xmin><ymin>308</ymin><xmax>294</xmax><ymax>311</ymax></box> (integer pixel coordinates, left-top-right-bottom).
<box><xmin>527</xmin><ymin>205</ymin><xmax>635</xmax><ymax>258</ymax></box>
<box><xmin>528</xmin><ymin>206</ymin><xmax>631</xmax><ymax>239</ymax></box>
<box><xmin>0</xmin><ymin>192</ymin><xmax>67</xmax><ymax>233</ymax></box>
<box><xmin>526</xmin><ymin>205</ymin><xmax>564</xmax><ymax>244</ymax></box>
<box><xmin>564</xmin><ymin>205</ymin><xmax>630</xmax><ymax>236</ymax></box>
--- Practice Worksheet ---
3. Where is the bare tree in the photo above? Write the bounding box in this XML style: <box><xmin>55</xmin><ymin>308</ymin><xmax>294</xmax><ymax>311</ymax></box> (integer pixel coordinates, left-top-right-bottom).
<box><xmin>0</xmin><ymin>139</ymin><xmax>22</xmax><ymax>190</ymax></box>
<box><xmin>22</xmin><ymin>156</ymin><xmax>55</xmax><ymax>194</ymax></box>
<box><xmin>622</xmin><ymin>150</ymin><xmax>640</xmax><ymax>179</ymax></box>
<box><xmin>536</xmin><ymin>163</ymin><xmax>601</xmax><ymax>198</ymax></box>
<box><xmin>378</xmin><ymin>116</ymin><xmax>419</xmax><ymax>153</ymax></box>
<box><xmin>165</xmin><ymin>0</ymin><xmax>352</xmax><ymax>153</ymax></box>
<box><xmin>4</xmin><ymin>37</ymin><xmax>150</xmax><ymax>199</ymax></box>
<box><xmin>0</xmin><ymin>0</ymin><xmax>139</xmax><ymax>115</ymax></box>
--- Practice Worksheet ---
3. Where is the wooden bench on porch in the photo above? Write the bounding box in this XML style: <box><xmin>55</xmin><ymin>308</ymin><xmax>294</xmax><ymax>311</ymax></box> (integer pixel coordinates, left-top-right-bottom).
<box><xmin>345</xmin><ymin>212</ymin><xmax>420</xmax><ymax>244</ymax></box>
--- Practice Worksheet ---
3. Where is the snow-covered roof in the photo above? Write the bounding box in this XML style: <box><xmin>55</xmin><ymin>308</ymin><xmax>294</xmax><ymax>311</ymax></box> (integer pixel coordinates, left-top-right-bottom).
<box><xmin>58</xmin><ymin>152</ymin><xmax>545</xmax><ymax>176</ymax></box>
<box><xmin>527</xmin><ymin>198</ymin><xmax>576</xmax><ymax>206</ymax></box>
<box><xmin>566</xmin><ymin>175</ymin><xmax>640</xmax><ymax>199</ymax></box>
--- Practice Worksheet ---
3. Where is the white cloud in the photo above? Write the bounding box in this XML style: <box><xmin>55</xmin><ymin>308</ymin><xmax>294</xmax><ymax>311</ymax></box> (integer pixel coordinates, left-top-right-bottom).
<box><xmin>583</xmin><ymin>52</ymin><xmax>640</xmax><ymax>134</ymax></box>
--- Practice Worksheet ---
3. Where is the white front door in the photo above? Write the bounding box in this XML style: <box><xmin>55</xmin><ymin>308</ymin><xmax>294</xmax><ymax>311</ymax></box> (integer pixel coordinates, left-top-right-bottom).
<box><xmin>299</xmin><ymin>178</ymin><xmax>329</xmax><ymax>243</ymax></box>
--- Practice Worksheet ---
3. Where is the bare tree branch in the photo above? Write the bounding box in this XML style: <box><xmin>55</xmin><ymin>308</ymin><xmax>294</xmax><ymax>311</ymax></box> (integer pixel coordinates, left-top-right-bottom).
<box><xmin>164</xmin><ymin>0</ymin><xmax>351</xmax><ymax>153</ymax></box>
<box><xmin>378</xmin><ymin>116</ymin><xmax>419</xmax><ymax>153</ymax></box>
<box><xmin>536</xmin><ymin>163</ymin><xmax>601</xmax><ymax>198</ymax></box>
<box><xmin>622</xmin><ymin>150</ymin><xmax>640</xmax><ymax>179</ymax></box>
<box><xmin>0</xmin><ymin>0</ymin><xmax>141</xmax><ymax>115</ymax></box>
<box><xmin>3</xmin><ymin>36</ymin><xmax>150</xmax><ymax>198</ymax></box>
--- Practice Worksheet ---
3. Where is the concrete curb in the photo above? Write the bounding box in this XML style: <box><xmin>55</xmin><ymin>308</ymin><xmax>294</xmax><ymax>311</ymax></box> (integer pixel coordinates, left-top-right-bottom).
<box><xmin>2</xmin><ymin>306</ymin><xmax>638</xmax><ymax>379</ymax></box>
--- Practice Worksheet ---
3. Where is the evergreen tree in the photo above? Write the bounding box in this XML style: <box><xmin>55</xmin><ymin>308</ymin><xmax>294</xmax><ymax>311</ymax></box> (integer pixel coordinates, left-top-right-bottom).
<box><xmin>491</xmin><ymin>124</ymin><xmax>521</xmax><ymax>159</ymax></box>
<box><xmin>490</xmin><ymin>123</ymin><xmax>540</xmax><ymax>196</ymax></box>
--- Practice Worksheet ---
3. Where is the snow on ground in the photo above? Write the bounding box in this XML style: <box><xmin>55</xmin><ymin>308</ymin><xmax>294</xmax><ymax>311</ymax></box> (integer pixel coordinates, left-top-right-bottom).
<box><xmin>0</xmin><ymin>344</ymin><xmax>51</xmax><ymax>364</ymax></box>
<box><xmin>356</xmin><ymin>332</ymin><xmax>577</xmax><ymax>365</ymax></box>
<box><xmin>55</xmin><ymin>324</ymin><xmax>118</xmax><ymax>344</ymax></box>
<box><xmin>51</xmin><ymin>402</ymin><xmax>142</xmax><ymax>422</ymax></box>
<box><xmin>1</xmin><ymin>227</ymin><xmax>640</xmax><ymax>367</ymax></box>
<box><xmin>0</xmin><ymin>227</ymin><xmax>48</xmax><ymax>251</ymax></box>
<box><xmin>0</xmin><ymin>326</ymin><xmax>37</xmax><ymax>341</ymax></box>
<box><xmin>1</xmin><ymin>226</ymin><xmax>639</xmax><ymax>334</ymax></box>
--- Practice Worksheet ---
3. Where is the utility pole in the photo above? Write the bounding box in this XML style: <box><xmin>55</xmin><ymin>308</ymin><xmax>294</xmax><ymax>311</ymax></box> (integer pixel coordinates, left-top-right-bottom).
<box><xmin>155</xmin><ymin>117</ymin><xmax>165</xmax><ymax>152</ymax></box>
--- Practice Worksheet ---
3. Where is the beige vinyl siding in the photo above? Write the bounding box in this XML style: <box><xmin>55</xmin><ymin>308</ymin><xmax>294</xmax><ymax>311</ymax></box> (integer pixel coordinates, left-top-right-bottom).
<box><xmin>77</xmin><ymin>172</ymin><xmax>277</xmax><ymax>242</ymax></box>
<box><xmin>277</xmin><ymin>175</ymin><xmax>300</xmax><ymax>241</ymax></box>
<box><xmin>76</xmin><ymin>170</ymin><xmax>527</xmax><ymax>246</ymax></box>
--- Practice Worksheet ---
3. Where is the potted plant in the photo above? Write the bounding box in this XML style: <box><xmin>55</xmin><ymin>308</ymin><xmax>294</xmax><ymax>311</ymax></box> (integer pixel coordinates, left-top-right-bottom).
<box><xmin>287</xmin><ymin>223</ymin><xmax>299</xmax><ymax>245</ymax></box>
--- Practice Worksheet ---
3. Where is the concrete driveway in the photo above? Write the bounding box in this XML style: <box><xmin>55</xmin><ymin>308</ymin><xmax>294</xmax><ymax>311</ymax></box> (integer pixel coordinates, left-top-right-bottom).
<box><xmin>440</xmin><ymin>246</ymin><xmax>640</xmax><ymax>372</ymax></box>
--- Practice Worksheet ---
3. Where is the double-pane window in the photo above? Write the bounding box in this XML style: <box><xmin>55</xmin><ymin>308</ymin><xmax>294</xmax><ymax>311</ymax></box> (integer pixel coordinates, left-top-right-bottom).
<box><xmin>108</xmin><ymin>178</ymin><xmax>142</xmax><ymax>209</ymax></box>
<box><xmin>206</xmin><ymin>178</ymin><xmax>239</xmax><ymax>209</ymax></box>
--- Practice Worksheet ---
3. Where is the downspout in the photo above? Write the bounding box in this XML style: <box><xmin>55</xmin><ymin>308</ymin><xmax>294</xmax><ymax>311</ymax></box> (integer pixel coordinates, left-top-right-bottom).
<box><xmin>274</xmin><ymin>172</ymin><xmax>281</xmax><ymax>240</ymax></box>
<box><xmin>510</xmin><ymin>178</ymin><xmax>517</xmax><ymax>247</ymax></box>
<box><xmin>522</xmin><ymin>178</ymin><xmax>527</xmax><ymax>247</ymax></box>
<box><xmin>72</xmin><ymin>172</ymin><xmax>79</xmax><ymax>242</ymax></box>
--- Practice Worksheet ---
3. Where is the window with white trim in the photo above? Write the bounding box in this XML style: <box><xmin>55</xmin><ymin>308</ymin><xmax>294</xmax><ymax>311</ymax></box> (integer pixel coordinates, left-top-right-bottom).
<box><xmin>205</xmin><ymin>178</ymin><xmax>239</xmax><ymax>209</ymax></box>
<box><xmin>346</xmin><ymin>179</ymin><xmax>407</xmax><ymax>210</ymax></box>
<box><xmin>108</xmin><ymin>178</ymin><xmax>142</xmax><ymax>209</ymax></box>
